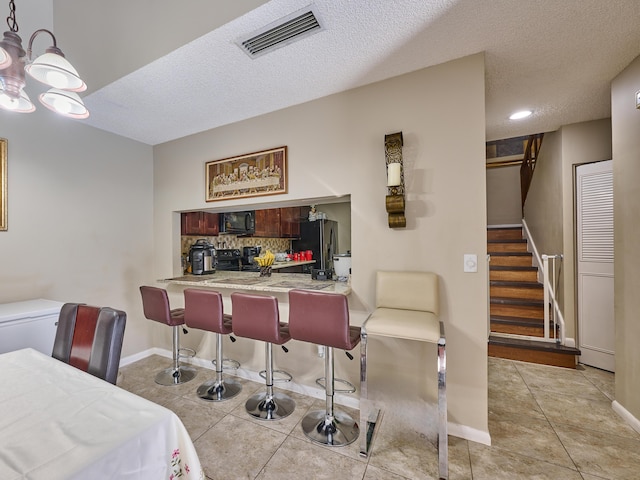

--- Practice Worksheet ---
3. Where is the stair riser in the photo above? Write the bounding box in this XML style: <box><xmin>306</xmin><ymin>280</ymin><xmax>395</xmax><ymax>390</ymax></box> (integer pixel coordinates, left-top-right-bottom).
<box><xmin>490</xmin><ymin>323</ymin><xmax>544</xmax><ymax>337</ymax></box>
<box><xmin>490</xmin><ymin>270</ymin><xmax>538</xmax><ymax>282</ymax></box>
<box><xmin>488</xmin><ymin>344</ymin><xmax>577</xmax><ymax>368</ymax></box>
<box><xmin>489</xmin><ymin>256</ymin><xmax>532</xmax><ymax>267</ymax></box>
<box><xmin>490</xmin><ymin>286</ymin><xmax>543</xmax><ymax>300</ymax></box>
<box><xmin>490</xmin><ymin>304</ymin><xmax>543</xmax><ymax>318</ymax></box>
<box><xmin>488</xmin><ymin>243</ymin><xmax>529</xmax><ymax>253</ymax></box>
<box><xmin>487</xmin><ymin>229</ymin><xmax>523</xmax><ymax>241</ymax></box>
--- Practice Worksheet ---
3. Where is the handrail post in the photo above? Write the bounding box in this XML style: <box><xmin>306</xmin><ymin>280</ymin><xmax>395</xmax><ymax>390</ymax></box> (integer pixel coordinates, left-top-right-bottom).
<box><xmin>542</xmin><ymin>255</ymin><xmax>550</xmax><ymax>340</ymax></box>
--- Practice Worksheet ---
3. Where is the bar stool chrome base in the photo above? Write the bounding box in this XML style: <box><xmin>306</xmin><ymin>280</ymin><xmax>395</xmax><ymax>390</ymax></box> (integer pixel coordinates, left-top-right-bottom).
<box><xmin>197</xmin><ymin>378</ymin><xmax>242</xmax><ymax>401</ymax></box>
<box><xmin>301</xmin><ymin>410</ymin><xmax>359</xmax><ymax>446</ymax></box>
<box><xmin>155</xmin><ymin>365</ymin><xmax>197</xmax><ymax>386</ymax></box>
<box><xmin>246</xmin><ymin>392</ymin><xmax>295</xmax><ymax>421</ymax></box>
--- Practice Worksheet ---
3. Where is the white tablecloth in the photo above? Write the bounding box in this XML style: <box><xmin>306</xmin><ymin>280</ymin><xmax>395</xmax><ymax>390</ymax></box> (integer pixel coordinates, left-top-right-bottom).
<box><xmin>0</xmin><ymin>348</ymin><xmax>204</xmax><ymax>480</ymax></box>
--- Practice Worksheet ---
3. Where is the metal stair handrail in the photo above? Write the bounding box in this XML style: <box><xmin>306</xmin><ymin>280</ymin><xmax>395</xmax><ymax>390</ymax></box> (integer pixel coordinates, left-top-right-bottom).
<box><xmin>542</xmin><ymin>254</ymin><xmax>565</xmax><ymax>344</ymax></box>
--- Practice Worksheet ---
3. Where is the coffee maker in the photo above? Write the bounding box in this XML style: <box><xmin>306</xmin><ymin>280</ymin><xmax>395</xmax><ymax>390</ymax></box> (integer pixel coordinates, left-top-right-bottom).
<box><xmin>241</xmin><ymin>246</ymin><xmax>261</xmax><ymax>271</ymax></box>
<box><xmin>189</xmin><ymin>239</ymin><xmax>216</xmax><ymax>275</ymax></box>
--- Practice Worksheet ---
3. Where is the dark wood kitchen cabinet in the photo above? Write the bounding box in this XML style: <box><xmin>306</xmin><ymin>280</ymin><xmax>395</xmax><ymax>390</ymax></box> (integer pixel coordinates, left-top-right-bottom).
<box><xmin>253</xmin><ymin>207</ymin><xmax>301</xmax><ymax>238</ymax></box>
<box><xmin>181</xmin><ymin>212</ymin><xmax>219</xmax><ymax>236</ymax></box>
<box><xmin>253</xmin><ymin>209</ymin><xmax>281</xmax><ymax>237</ymax></box>
<box><xmin>280</xmin><ymin>207</ymin><xmax>301</xmax><ymax>238</ymax></box>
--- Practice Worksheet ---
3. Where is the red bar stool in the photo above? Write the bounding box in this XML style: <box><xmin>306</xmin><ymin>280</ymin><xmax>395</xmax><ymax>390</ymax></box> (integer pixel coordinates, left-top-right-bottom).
<box><xmin>183</xmin><ymin>288</ymin><xmax>242</xmax><ymax>401</ymax></box>
<box><xmin>231</xmin><ymin>292</ymin><xmax>295</xmax><ymax>421</ymax></box>
<box><xmin>288</xmin><ymin>289</ymin><xmax>360</xmax><ymax>446</ymax></box>
<box><xmin>139</xmin><ymin>286</ymin><xmax>197</xmax><ymax>386</ymax></box>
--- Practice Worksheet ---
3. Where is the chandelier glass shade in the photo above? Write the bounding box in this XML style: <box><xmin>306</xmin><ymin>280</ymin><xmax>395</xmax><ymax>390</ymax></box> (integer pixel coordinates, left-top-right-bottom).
<box><xmin>0</xmin><ymin>2</ymin><xmax>88</xmax><ymax>118</ymax></box>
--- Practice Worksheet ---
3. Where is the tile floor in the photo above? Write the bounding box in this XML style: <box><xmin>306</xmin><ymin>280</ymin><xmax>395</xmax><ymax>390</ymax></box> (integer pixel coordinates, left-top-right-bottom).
<box><xmin>117</xmin><ymin>356</ymin><xmax>640</xmax><ymax>479</ymax></box>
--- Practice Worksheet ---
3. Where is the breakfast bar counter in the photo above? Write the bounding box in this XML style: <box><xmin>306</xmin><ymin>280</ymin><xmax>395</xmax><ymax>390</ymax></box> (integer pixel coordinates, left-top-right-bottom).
<box><xmin>161</xmin><ymin>271</ymin><xmax>351</xmax><ymax>295</ymax></box>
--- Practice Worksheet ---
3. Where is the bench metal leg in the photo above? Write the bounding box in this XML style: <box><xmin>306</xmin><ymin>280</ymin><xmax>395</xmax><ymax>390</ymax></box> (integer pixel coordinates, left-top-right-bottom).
<box><xmin>437</xmin><ymin>321</ymin><xmax>448</xmax><ymax>480</ymax></box>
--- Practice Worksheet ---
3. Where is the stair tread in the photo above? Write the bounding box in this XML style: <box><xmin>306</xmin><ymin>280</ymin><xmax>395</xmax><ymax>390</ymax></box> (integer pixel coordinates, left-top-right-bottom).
<box><xmin>491</xmin><ymin>316</ymin><xmax>545</xmax><ymax>327</ymax></box>
<box><xmin>487</xmin><ymin>239</ymin><xmax>527</xmax><ymax>244</ymax></box>
<box><xmin>487</xmin><ymin>226</ymin><xmax>523</xmax><ymax>230</ymax></box>
<box><xmin>490</xmin><ymin>281</ymin><xmax>543</xmax><ymax>288</ymax></box>
<box><xmin>490</xmin><ymin>252</ymin><xmax>532</xmax><ymax>257</ymax></box>
<box><xmin>490</xmin><ymin>266</ymin><xmax>537</xmax><ymax>271</ymax></box>
<box><xmin>489</xmin><ymin>335</ymin><xmax>581</xmax><ymax>355</ymax></box>
<box><xmin>491</xmin><ymin>297</ymin><xmax>543</xmax><ymax>306</ymax></box>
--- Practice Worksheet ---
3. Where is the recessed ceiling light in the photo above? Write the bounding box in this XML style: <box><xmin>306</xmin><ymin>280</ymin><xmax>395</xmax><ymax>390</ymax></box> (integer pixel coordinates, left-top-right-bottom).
<box><xmin>509</xmin><ymin>110</ymin><xmax>532</xmax><ymax>120</ymax></box>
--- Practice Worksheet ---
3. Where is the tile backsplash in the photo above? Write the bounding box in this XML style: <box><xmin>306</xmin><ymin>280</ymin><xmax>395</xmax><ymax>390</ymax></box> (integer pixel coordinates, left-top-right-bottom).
<box><xmin>181</xmin><ymin>235</ymin><xmax>291</xmax><ymax>257</ymax></box>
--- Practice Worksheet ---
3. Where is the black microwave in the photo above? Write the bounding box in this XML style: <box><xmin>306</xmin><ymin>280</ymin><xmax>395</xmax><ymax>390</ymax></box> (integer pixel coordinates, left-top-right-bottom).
<box><xmin>219</xmin><ymin>211</ymin><xmax>255</xmax><ymax>235</ymax></box>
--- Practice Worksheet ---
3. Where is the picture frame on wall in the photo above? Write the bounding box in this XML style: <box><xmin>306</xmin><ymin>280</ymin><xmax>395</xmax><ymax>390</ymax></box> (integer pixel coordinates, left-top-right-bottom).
<box><xmin>0</xmin><ymin>138</ymin><xmax>6</xmax><ymax>231</ymax></box>
<box><xmin>205</xmin><ymin>146</ymin><xmax>287</xmax><ymax>202</ymax></box>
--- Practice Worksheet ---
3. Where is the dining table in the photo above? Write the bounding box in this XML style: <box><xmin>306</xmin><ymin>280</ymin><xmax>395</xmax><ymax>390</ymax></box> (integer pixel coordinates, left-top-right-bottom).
<box><xmin>0</xmin><ymin>348</ymin><xmax>204</xmax><ymax>480</ymax></box>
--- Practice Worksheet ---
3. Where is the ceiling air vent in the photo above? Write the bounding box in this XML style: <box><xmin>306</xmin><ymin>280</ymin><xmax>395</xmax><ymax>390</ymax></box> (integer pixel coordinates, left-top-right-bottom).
<box><xmin>237</xmin><ymin>7</ymin><xmax>323</xmax><ymax>59</ymax></box>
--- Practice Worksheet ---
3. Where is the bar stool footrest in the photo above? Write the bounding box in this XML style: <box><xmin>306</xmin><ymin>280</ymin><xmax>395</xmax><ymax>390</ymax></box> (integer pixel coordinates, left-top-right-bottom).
<box><xmin>178</xmin><ymin>347</ymin><xmax>196</xmax><ymax>359</ymax></box>
<box><xmin>211</xmin><ymin>358</ymin><xmax>241</xmax><ymax>370</ymax></box>
<box><xmin>259</xmin><ymin>369</ymin><xmax>292</xmax><ymax>383</ymax></box>
<box><xmin>315</xmin><ymin>376</ymin><xmax>356</xmax><ymax>394</ymax></box>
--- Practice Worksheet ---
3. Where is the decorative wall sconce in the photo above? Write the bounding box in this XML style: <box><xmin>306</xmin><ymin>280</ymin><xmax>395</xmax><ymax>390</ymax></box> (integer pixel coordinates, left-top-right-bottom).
<box><xmin>384</xmin><ymin>131</ymin><xmax>406</xmax><ymax>228</ymax></box>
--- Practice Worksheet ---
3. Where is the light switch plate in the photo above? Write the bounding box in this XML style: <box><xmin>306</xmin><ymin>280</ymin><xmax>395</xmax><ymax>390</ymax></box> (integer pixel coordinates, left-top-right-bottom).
<box><xmin>464</xmin><ymin>254</ymin><xmax>478</xmax><ymax>273</ymax></box>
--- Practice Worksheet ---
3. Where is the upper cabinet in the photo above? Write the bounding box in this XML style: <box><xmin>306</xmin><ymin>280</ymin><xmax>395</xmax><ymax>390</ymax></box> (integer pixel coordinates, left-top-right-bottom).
<box><xmin>181</xmin><ymin>212</ymin><xmax>219</xmax><ymax>236</ymax></box>
<box><xmin>280</xmin><ymin>207</ymin><xmax>301</xmax><ymax>238</ymax></box>
<box><xmin>253</xmin><ymin>207</ymin><xmax>301</xmax><ymax>238</ymax></box>
<box><xmin>182</xmin><ymin>207</ymin><xmax>302</xmax><ymax>238</ymax></box>
<box><xmin>253</xmin><ymin>209</ymin><xmax>281</xmax><ymax>237</ymax></box>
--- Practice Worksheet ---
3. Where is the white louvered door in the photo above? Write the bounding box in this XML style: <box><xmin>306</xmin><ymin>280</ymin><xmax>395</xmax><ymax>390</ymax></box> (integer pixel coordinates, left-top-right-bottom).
<box><xmin>576</xmin><ymin>160</ymin><xmax>614</xmax><ymax>371</ymax></box>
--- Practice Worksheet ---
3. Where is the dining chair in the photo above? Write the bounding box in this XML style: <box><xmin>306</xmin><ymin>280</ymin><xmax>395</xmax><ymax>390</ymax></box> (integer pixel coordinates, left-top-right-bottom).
<box><xmin>51</xmin><ymin>303</ymin><xmax>127</xmax><ymax>384</ymax></box>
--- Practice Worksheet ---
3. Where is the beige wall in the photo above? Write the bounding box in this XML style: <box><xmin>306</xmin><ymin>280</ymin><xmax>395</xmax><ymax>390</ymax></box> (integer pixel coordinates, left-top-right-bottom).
<box><xmin>153</xmin><ymin>54</ymin><xmax>489</xmax><ymax>439</ymax></box>
<box><xmin>486</xmin><ymin>165</ymin><xmax>522</xmax><ymax>225</ymax></box>
<box><xmin>523</xmin><ymin>119</ymin><xmax>611</xmax><ymax>340</ymax></box>
<box><xmin>0</xmin><ymin>108</ymin><xmax>155</xmax><ymax>358</ymax></box>
<box><xmin>560</xmin><ymin>119</ymin><xmax>612</xmax><ymax>341</ymax></box>
<box><xmin>524</xmin><ymin>130</ymin><xmax>563</xmax><ymax>257</ymax></box>
<box><xmin>611</xmin><ymin>55</ymin><xmax>640</xmax><ymax>420</ymax></box>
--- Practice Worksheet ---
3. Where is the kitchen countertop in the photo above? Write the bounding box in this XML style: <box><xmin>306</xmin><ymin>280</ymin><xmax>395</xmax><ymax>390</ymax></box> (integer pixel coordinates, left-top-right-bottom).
<box><xmin>161</xmin><ymin>271</ymin><xmax>351</xmax><ymax>295</ymax></box>
<box><xmin>270</xmin><ymin>260</ymin><xmax>315</xmax><ymax>270</ymax></box>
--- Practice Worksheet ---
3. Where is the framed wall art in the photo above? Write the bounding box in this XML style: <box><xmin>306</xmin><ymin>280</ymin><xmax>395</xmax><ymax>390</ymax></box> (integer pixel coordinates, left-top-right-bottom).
<box><xmin>205</xmin><ymin>146</ymin><xmax>287</xmax><ymax>202</ymax></box>
<box><xmin>0</xmin><ymin>138</ymin><xmax>6</xmax><ymax>231</ymax></box>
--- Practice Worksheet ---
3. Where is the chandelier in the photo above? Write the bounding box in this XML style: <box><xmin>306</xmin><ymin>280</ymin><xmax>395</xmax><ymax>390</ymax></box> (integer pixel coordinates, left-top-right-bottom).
<box><xmin>0</xmin><ymin>0</ymin><xmax>88</xmax><ymax>118</ymax></box>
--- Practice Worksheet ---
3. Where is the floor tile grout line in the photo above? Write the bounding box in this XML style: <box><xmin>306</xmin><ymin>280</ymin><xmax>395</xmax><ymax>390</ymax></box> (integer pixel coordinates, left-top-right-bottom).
<box><xmin>508</xmin><ymin>361</ymin><xmax>586</xmax><ymax>474</ymax></box>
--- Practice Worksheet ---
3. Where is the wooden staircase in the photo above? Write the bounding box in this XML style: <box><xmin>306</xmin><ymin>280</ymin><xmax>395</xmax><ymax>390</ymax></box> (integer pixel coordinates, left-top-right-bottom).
<box><xmin>488</xmin><ymin>226</ymin><xmax>580</xmax><ymax>368</ymax></box>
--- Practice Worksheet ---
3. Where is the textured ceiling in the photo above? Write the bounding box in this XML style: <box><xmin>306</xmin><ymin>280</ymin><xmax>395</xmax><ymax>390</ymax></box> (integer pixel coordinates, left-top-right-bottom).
<box><xmin>29</xmin><ymin>1</ymin><xmax>640</xmax><ymax>144</ymax></box>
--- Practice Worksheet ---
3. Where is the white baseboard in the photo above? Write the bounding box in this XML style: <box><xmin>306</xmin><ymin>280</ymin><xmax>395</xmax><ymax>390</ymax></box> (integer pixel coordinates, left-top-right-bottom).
<box><xmin>564</xmin><ymin>337</ymin><xmax>576</xmax><ymax>348</ymax></box>
<box><xmin>448</xmin><ymin>422</ymin><xmax>491</xmax><ymax>445</ymax></box>
<box><xmin>612</xmin><ymin>401</ymin><xmax>640</xmax><ymax>435</ymax></box>
<box><xmin>119</xmin><ymin>347</ymin><xmax>165</xmax><ymax>367</ymax></box>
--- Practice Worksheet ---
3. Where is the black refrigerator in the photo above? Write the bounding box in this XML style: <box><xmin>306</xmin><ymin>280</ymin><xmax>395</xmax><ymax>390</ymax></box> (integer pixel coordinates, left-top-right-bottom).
<box><xmin>292</xmin><ymin>219</ymin><xmax>339</xmax><ymax>274</ymax></box>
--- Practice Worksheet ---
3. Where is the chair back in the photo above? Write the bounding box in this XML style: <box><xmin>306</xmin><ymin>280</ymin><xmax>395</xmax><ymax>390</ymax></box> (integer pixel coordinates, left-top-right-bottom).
<box><xmin>52</xmin><ymin>303</ymin><xmax>127</xmax><ymax>384</ymax></box>
<box><xmin>375</xmin><ymin>271</ymin><xmax>439</xmax><ymax>314</ymax></box>
<box><xmin>183</xmin><ymin>288</ymin><xmax>231</xmax><ymax>334</ymax></box>
<box><xmin>288</xmin><ymin>290</ymin><xmax>358</xmax><ymax>350</ymax></box>
<box><xmin>140</xmin><ymin>286</ymin><xmax>184</xmax><ymax>326</ymax></box>
<box><xmin>231</xmin><ymin>292</ymin><xmax>289</xmax><ymax>345</ymax></box>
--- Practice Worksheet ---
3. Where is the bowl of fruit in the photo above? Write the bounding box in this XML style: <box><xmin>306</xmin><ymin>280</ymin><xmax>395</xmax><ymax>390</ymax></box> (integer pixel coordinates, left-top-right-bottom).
<box><xmin>254</xmin><ymin>250</ymin><xmax>275</xmax><ymax>277</ymax></box>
